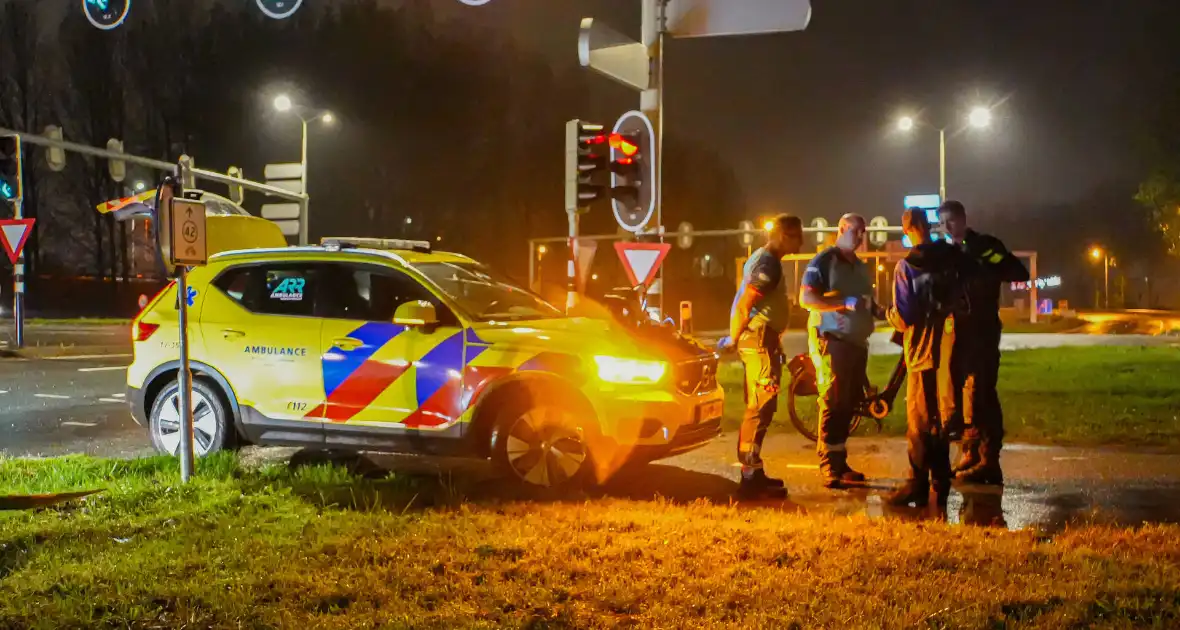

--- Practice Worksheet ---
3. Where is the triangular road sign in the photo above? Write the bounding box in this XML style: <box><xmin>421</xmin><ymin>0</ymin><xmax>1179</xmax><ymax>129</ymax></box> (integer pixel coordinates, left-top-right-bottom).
<box><xmin>0</xmin><ymin>219</ymin><xmax>35</xmax><ymax>265</ymax></box>
<box><xmin>615</xmin><ymin>241</ymin><xmax>671</xmax><ymax>288</ymax></box>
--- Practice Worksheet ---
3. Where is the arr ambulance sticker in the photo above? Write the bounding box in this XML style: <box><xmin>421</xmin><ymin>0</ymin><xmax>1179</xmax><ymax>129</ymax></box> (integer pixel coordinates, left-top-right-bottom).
<box><xmin>269</xmin><ymin>277</ymin><xmax>306</xmax><ymax>302</ymax></box>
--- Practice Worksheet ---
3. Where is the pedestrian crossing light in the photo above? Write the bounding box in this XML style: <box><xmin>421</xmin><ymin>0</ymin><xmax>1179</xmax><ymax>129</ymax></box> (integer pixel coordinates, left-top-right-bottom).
<box><xmin>565</xmin><ymin>119</ymin><xmax>608</xmax><ymax>213</ymax></box>
<box><xmin>0</xmin><ymin>135</ymin><xmax>21</xmax><ymax>202</ymax></box>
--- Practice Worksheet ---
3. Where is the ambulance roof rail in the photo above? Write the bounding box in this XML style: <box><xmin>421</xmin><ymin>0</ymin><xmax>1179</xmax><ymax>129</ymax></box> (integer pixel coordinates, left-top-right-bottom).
<box><xmin>320</xmin><ymin>237</ymin><xmax>431</xmax><ymax>253</ymax></box>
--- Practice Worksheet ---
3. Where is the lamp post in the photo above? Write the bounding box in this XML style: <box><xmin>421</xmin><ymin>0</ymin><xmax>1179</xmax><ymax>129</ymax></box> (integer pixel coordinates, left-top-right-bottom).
<box><xmin>897</xmin><ymin>105</ymin><xmax>992</xmax><ymax>200</ymax></box>
<box><xmin>1090</xmin><ymin>246</ymin><xmax>1110</xmax><ymax>309</ymax></box>
<box><xmin>273</xmin><ymin>94</ymin><xmax>335</xmax><ymax>245</ymax></box>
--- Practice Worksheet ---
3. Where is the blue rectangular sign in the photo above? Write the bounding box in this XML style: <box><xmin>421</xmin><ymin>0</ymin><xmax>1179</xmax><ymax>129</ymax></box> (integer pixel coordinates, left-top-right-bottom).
<box><xmin>903</xmin><ymin>193</ymin><xmax>941</xmax><ymax>209</ymax></box>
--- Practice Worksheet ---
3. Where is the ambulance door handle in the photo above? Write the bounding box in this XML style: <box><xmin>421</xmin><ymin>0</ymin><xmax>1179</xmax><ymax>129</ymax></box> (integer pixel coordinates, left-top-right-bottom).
<box><xmin>221</xmin><ymin>329</ymin><xmax>245</xmax><ymax>340</ymax></box>
<box><xmin>332</xmin><ymin>337</ymin><xmax>363</xmax><ymax>351</ymax></box>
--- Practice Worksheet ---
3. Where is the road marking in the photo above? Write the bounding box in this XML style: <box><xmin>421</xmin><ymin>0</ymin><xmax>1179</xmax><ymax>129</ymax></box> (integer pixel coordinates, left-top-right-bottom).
<box><xmin>48</xmin><ymin>354</ymin><xmax>133</xmax><ymax>361</ymax></box>
<box><xmin>34</xmin><ymin>393</ymin><xmax>71</xmax><ymax>400</ymax></box>
<box><xmin>98</xmin><ymin>398</ymin><xmax>124</xmax><ymax>404</ymax></box>
<box><xmin>0</xmin><ymin>390</ymin><xmax>7</xmax><ymax>394</ymax></box>
<box><xmin>111</xmin><ymin>393</ymin><xmax>125</xmax><ymax>399</ymax></box>
<box><xmin>786</xmin><ymin>464</ymin><xmax>817</xmax><ymax>469</ymax></box>
<box><xmin>77</xmin><ymin>366</ymin><xmax>128</xmax><ymax>373</ymax></box>
<box><xmin>1052</xmin><ymin>457</ymin><xmax>1087</xmax><ymax>461</ymax></box>
<box><xmin>61</xmin><ymin>421</ymin><xmax>97</xmax><ymax>427</ymax></box>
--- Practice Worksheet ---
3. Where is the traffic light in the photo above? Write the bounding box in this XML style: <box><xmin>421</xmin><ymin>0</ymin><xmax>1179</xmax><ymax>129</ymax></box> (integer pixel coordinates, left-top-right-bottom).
<box><xmin>608</xmin><ymin>132</ymin><xmax>641</xmax><ymax>205</ymax></box>
<box><xmin>609</xmin><ymin>112</ymin><xmax>656</xmax><ymax>233</ymax></box>
<box><xmin>0</xmin><ymin>135</ymin><xmax>21</xmax><ymax>202</ymax></box>
<box><xmin>565</xmin><ymin>119</ymin><xmax>608</xmax><ymax>213</ymax></box>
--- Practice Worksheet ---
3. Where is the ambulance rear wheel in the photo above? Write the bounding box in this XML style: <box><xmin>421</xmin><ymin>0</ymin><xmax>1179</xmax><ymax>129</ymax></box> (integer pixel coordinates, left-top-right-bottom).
<box><xmin>491</xmin><ymin>402</ymin><xmax>593</xmax><ymax>492</ymax></box>
<box><xmin>149</xmin><ymin>379</ymin><xmax>231</xmax><ymax>458</ymax></box>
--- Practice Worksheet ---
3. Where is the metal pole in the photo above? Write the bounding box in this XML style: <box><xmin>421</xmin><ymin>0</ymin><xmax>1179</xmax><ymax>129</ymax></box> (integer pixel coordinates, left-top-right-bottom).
<box><xmin>527</xmin><ymin>241</ymin><xmax>536</xmax><ymax>290</ymax></box>
<box><xmin>299</xmin><ymin>118</ymin><xmax>309</xmax><ymax>246</ymax></box>
<box><xmin>655</xmin><ymin>0</ymin><xmax>667</xmax><ymax>317</ymax></box>
<box><xmin>176</xmin><ymin>266</ymin><xmax>196</xmax><ymax>482</ymax></box>
<box><xmin>1029</xmin><ymin>253</ymin><xmax>1038</xmax><ymax>324</ymax></box>
<box><xmin>1104</xmin><ymin>256</ymin><xmax>1109</xmax><ymax>309</ymax></box>
<box><xmin>939</xmin><ymin>127</ymin><xmax>947</xmax><ymax>201</ymax></box>
<box><xmin>566</xmin><ymin>211</ymin><xmax>578</xmax><ymax>311</ymax></box>
<box><xmin>12</xmin><ymin>198</ymin><xmax>25</xmax><ymax>349</ymax></box>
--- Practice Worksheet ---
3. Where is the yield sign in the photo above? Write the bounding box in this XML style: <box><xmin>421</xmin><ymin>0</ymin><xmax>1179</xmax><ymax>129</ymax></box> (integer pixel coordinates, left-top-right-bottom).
<box><xmin>615</xmin><ymin>242</ymin><xmax>671</xmax><ymax>288</ymax></box>
<box><xmin>0</xmin><ymin>219</ymin><xmax>35</xmax><ymax>265</ymax></box>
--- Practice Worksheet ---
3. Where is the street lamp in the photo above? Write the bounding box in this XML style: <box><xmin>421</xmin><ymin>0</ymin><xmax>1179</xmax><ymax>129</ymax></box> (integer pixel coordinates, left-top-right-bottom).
<box><xmin>1090</xmin><ymin>246</ymin><xmax>1110</xmax><ymax>309</ymax></box>
<box><xmin>273</xmin><ymin>93</ymin><xmax>335</xmax><ymax>245</ymax></box>
<box><xmin>896</xmin><ymin>105</ymin><xmax>993</xmax><ymax>201</ymax></box>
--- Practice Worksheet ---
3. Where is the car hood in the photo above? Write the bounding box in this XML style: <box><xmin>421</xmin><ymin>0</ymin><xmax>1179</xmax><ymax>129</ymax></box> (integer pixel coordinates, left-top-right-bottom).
<box><xmin>467</xmin><ymin>317</ymin><xmax>710</xmax><ymax>363</ymax></box>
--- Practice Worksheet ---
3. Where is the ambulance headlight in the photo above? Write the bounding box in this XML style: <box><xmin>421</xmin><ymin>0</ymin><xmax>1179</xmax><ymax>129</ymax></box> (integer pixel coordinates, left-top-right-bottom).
<box><xmin>594</xmin><ymin>355</ymin><xmax>668</xmax><ymax>384</ymax></box>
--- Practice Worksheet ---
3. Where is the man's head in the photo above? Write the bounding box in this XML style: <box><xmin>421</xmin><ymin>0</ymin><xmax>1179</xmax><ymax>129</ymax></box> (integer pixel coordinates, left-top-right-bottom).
<box><xmin>766</xmin><ymin>213</ymin><xmax>804</xmax><ymax>256</ymax></box>
<box><xmin>902</xmin><ymin>208</ymin><xmax>932</xmax><ymax>246</ymax></box>
<box><xmin>835</xmin><ymin>213</ymin><xmax>865</xmax><ymax>252</ymax></box>
<box><xmin>938</xmin><ymin>200</ymin><xmax>968</xmax><ymax>243</ymax></box>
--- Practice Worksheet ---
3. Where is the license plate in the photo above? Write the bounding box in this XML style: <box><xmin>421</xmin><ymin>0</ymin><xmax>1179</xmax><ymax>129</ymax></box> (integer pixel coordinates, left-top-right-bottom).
<box><xmin>697</xmin><ymin>400</ymin><xmax>723</xmax><ymax>423</ymax></box>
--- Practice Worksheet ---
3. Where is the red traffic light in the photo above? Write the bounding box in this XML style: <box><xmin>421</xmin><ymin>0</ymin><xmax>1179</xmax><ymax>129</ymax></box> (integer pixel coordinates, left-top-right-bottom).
<box><xmin>609</xmin><ymin>133</ymin><xmax>639</xmax><ymax>157</ymax></box>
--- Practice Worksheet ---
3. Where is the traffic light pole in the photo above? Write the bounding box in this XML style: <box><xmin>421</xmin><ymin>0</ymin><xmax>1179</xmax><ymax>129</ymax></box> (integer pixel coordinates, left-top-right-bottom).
<box><xmin>12</xmin><ymin>196</ymin><xmax>25</xmax><ymax>349</ymax></box>
<box><xmin>641</xmin><ymin>0</ymin><xmax>667</xmax><ymax>315</ymax></box>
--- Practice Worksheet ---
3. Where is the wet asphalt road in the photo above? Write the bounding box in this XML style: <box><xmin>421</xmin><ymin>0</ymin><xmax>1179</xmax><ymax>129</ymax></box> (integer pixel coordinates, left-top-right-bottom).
<box><xmin>1</xmin><ymin>331</ymin><xmax>1178</xmax><ymax>533</ymax></box>
<box><xmin>0</xmin><ymin>354</ymin><xmax>149</xmax><ymax>458</ymax></box>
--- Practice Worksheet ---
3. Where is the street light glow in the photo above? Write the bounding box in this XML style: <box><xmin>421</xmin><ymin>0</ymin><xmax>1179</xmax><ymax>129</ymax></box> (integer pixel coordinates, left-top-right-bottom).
<box><xmin>133</xmin><ymin>181</ymin><xmax>146</xmax><ymax>192</ymax></box>
<box><xmin>321</xmin><ymin>112</ymin><xmax>335</xmax><ymax>124</ymax></box>
<box><xmin>897</xmin><ymin>116</ymin><xmax>915</xmax><ymax>132</ymax></box>
<box><xmin>968</xmin><ymin>106</ymin><xmax>992</xmax><ymax>128</ymax></box>
<box><xmin>1090</xmin><ymin>246</ymin><xmax>1103</xmax><ymax>260</ymax></box>
<box><xmin>763</xmin><ymin>220</ymin><xmax>774</xmax><ymax>231</ymax></box>
<box><xmin>538</xmin><ymin>245</ymin><xmax>548</xmax><ymax>255</ymax></box>
<box><xmin>273</xmin><ymin>94</ymin><xmax>293</xmax><ymax>112</ymax></box>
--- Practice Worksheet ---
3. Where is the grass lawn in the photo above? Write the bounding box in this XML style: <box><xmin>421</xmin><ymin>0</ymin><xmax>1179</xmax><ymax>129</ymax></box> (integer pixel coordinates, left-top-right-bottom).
<box><xmin>720</xmin><ymin>346</ymin><xmax>1180</xmax><ymax>449</ymax></box>
<box><xmin>3</xmin><ymin>455</ymin><xmax>1179</xmax><ymax>628</ymax></box>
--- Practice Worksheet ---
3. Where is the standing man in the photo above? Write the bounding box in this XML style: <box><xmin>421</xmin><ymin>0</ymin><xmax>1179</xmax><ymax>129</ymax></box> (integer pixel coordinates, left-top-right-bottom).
<box><xmin>938</xmin><ymin>201</ymin><xmax>1029</xmax><ymax>485</ymax></box>
<box><xmin>799</xmin><ymin>214</ymin><xmax>879</xmax><ymax>488</ymax></box>
<box><xmin>884</xmin><ymin>209</ymin><xmax>971</xmax><ymax>507</ymax></box>
<box><xmin>720</xmin><ymin>213</ymin><xmax>804</xmax><ymax>499</ymax></box>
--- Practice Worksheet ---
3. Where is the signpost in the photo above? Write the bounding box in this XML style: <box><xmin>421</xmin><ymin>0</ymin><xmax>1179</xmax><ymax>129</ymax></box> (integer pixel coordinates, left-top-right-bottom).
<box><xmin>0</xmin><ymin>219</ymin><xmax>35</xmax><ymax>265</ymax></box>
<box><xmin>665</xmin><ymin>0</ymin><xmax>812</xmax><ymax>38</ymax></box>
<box><xmin>615</xmin><ymin>241</ymin><xmax>671</xmax><ymax>288</ymax></box>
<box><xmin>155</xmin><ymin>174</ymin><xmax>208</xmax><ymax>484</ymax></box>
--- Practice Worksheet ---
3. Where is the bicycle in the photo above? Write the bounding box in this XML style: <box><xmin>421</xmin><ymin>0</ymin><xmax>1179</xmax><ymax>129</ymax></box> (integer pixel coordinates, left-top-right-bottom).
<box><xmin>783</xmin><ymin>348</ymin><xmax>907</xmax><ymax>442</ymax></box>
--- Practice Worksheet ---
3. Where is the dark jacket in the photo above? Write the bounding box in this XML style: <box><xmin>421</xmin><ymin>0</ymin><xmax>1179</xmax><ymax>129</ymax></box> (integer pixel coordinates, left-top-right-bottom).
<box><xmin>959</xmin><ymin>229</ymin><xmax>1030</xmax><ymax>336</ymax></box>
<box><xmin>888</xmin><ymin>241</ymin><xmax>973</xmax><ymax>372</ymax></box>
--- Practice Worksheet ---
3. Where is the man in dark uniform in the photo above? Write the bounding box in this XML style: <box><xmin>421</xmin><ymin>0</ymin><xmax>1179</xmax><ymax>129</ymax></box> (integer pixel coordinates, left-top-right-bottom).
<box><xmin>719</xmin><ymin>213</ymin><xmax>804</xmax><ymax>499</ymax></box>
<box><xmin>938</xmin><ymin>201</ymin><xmax>1029</xmax><ymax>485</ymax></box>
<box><xmin>885</xmin><ymin>209</ymin><xmax>973</xmax><ymax>507</ymax></box>
<box><xmin>799</xmin><ymin>214</ymin><xmax>881</xmax><ymax>488</ymax></box>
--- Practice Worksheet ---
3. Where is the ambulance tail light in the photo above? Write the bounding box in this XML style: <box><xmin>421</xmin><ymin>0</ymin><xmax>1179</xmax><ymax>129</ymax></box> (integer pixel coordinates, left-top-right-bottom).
<box><xmin>131</xmin><ymin>281</ymin><xmax>174</xmax><ymax>342</ymax></box>
<box><xmin>132</xmin><ymin>321</ymin><xmax>160</xmax><ymax>342</ymax></box>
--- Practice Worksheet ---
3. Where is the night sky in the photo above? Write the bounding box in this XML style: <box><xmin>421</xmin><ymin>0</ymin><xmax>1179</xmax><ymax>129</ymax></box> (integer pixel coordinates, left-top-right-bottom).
<box><xmin>437</xmin><ymin>0</ymin><xmax>1179</xmax><ymax>223</ymax></box>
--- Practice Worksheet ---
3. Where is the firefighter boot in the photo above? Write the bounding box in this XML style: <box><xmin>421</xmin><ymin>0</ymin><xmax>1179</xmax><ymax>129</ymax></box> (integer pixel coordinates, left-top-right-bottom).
<box><xmin>885</xmin><ymin>474</ymin><xmax>930</xmax><ymax>508</ymax></box>
<box><xmin>955</xmin><ymin>440</ymin><xmax>1003</xmax><ymax>485</ymax></box>
<box><xmin>737</xmin><ymin>469</ymin><xmax>788</xmax><ymax>500</ymax></box>
<box><xmin>820</xmin><ymin>450</ymin><xmax>855</xmax><ymax>489</ymax></box>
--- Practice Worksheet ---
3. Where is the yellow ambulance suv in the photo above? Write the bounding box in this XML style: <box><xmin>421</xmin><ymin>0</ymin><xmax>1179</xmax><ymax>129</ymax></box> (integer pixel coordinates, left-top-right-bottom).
<box><xmin>127</xmin><ymin>238</ymin><xmax>723</xmax><ymax>489</ymax></box>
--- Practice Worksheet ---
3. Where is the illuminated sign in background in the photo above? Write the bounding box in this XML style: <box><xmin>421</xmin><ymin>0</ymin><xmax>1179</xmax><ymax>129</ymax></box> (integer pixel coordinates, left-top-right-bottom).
<box><xmin>1011</xmin><ymin>276</ymin><xmax>1062</xmax><ymax>291</ymax></box>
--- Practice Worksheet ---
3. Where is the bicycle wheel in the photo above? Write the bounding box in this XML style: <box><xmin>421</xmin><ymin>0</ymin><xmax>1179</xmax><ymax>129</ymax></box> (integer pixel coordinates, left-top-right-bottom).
<box><xmin>786</xmin><ymin>370</ymin><xmax>866</xmax><ymax>443</ymax></box>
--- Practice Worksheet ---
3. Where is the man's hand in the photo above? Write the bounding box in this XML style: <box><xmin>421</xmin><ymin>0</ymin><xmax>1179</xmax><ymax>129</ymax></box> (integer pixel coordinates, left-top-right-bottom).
<box><xmin>716</xmin><ymin>335</ymin><xmax>736</xmax><ymax>354</ymax></box>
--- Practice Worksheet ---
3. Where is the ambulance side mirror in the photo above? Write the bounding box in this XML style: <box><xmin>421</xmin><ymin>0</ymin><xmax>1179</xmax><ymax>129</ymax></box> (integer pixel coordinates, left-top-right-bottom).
<box><xmin>393</xmin><ymin>300</ymin><xmax>439</xmax><ymax>329</ymax></box>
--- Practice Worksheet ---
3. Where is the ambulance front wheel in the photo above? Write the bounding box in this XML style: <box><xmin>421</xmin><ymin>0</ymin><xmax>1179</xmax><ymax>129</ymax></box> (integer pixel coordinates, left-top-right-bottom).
<box><xmin>490</xmin><ymin>398</ymin><xmax>595</xmax><ymax>492</ymax></box>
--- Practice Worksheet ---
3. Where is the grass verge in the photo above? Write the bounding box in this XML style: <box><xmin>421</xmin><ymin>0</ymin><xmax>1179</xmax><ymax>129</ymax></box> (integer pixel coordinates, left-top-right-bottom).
<box><xmin>2</xmin><ymin>454</ymin><xmax>1179</xmax><ymax>628</ymax></box>
<box><xmin>720</xmin><ymin>345</ymin><xmax>1180</xmax><ymax>449</ymax></box>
